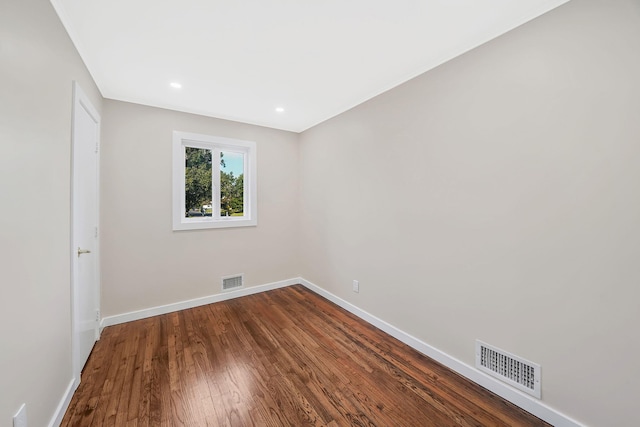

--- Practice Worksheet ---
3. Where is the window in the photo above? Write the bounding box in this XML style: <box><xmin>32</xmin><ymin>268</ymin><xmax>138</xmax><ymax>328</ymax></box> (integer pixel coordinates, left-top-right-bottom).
<box><xmin>173</xmin><ymin>131</ymin><xmax>256</xmax><ymax>230</ymax></box>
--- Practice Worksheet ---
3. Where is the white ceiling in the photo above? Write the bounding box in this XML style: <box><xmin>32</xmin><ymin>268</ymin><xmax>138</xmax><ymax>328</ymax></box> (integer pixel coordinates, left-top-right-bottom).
<box><xmin>51</xmin><ymin>0</ymin><xmax>568</xmax><ymax>133</ymax></box>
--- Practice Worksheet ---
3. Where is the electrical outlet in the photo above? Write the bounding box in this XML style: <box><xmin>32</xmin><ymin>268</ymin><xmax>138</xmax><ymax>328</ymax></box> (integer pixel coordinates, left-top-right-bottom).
<box><xmin>352</xmin><ymin>280</ymin><xmax>359</xmax><ymax>293</ymax></box>
<box><xmin>13</xmin><ymin>404</ymin><xmax>27</xmax><ymax>427</ymax></box>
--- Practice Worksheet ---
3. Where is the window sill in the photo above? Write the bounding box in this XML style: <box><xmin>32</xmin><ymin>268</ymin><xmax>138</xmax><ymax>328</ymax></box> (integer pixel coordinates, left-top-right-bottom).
<box><xmin>173</xmin><ymin>217</ymin><xmax>257</xmax><ymax>231</ymax></box>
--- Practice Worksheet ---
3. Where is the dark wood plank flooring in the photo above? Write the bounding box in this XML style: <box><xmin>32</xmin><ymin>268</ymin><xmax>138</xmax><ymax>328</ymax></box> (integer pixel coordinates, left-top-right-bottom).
<box><xmin>61</xmin><ymin>284</ymin><xmax>550</xmax><ymax>426</ymax></box>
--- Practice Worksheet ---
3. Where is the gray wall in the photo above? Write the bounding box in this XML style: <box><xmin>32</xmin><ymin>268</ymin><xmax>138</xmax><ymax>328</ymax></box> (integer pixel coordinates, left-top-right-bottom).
<box><xmin>100</xmin><ymin>100</ymin><xmax>300</xmax><ymax>317</ymax></box>
<box><xmin>298</xmin><ymin>0</ymin><xmax>640</xmax><ymax>425</ymax></box>
<box><xmin>0</xmin><ymin>0</ymin><xmax>103</xmax><ymax>425</ymax></box>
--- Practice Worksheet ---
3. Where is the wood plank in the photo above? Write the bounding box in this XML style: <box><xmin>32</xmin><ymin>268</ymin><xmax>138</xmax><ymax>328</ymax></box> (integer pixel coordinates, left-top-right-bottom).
<box><xmin>61</xmin><ymin>285</ymin><xmax>550</xmax><ymax>426</ymax></box>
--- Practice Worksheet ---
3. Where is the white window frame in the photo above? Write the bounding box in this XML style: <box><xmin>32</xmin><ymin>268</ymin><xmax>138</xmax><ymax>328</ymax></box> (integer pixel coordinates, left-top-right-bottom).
<box><xmin>172</xmin><ymin>131</ymin><xmax>257</xmax><ymax>230</ymax></box>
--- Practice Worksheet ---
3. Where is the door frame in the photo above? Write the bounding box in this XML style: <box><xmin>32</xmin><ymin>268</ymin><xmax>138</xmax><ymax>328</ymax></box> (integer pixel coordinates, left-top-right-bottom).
<box><xmin>70</xmin><ymin>81</ymin><xmax>101</xmax><ymax>387</ymax></box>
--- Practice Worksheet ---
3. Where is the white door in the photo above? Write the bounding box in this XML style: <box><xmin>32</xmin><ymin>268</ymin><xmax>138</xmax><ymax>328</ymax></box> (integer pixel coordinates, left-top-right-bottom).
<box><xmin>71</xmin><ymin>81</ymin><xmax>101</xmax><ymax>384</ymax></box>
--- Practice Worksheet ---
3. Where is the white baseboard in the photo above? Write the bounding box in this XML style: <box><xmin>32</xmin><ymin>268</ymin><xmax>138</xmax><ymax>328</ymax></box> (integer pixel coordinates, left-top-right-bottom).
<box><xmin>100</xmin><ymin>278</ymin><xmax>299</xmax><ymax>328</ymax></box>
<box><xmin>48</xmin><ymin>378</ymin><xmax>77</xmax><ymax>427</ymax></box>
<box><xmin>298</xmin><ymin>278</ymin><xmax>585</xmax><ymax>427</ymax></box>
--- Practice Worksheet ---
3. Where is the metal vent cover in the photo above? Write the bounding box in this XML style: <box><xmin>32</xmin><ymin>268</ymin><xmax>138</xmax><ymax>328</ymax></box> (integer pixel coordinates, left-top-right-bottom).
<box><xmin>222</xmin><ymin>274</ymin><xmax>243</xmax><ymax>291</ymax></box>
<box><xmin>475</xmin><ymin>340</ymin><xmax>541</xmax><ymax>398</ymax></box>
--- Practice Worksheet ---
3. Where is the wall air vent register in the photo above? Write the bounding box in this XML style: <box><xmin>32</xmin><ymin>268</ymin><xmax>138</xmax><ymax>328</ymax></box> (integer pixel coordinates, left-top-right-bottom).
<box><xmin>476</xmin><ymin>340</ymin><xmax>541</xmax><ymax>399</ymax></box>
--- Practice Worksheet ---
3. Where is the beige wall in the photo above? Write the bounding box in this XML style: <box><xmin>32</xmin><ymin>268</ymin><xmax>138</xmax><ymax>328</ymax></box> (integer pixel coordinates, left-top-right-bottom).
<box><xmin>100</xmin><ymin>100</ymin><xmax>300</xmax><ymax>317</ymax></box>
<box><xmin>298</xmin><ymin>0</ymin><xmax>640</xmax><ymax>426</ymax></box>
<box><xmin>0</xmin><ymin>0</ymin><xmax>103</xmax><ymax>426</ymax></box>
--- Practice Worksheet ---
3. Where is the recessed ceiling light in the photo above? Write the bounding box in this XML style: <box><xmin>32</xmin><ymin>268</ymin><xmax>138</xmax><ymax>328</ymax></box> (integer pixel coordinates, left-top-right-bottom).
<box><xmin>170</xmin><ymin>82</ymin><xmax>182</xmax><ymax>89</ymax></box>
<box><xmin>275</xmin><ymin>107</ymin><xmax>285</xmax><ymax>113</ymax></box>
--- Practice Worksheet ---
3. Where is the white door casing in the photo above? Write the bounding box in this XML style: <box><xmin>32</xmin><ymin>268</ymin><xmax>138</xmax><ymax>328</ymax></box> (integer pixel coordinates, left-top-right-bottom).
<box><xmin>71</xmin><ymin>81</ymin><xmax>101</xmax><ymax>386</ymax></box>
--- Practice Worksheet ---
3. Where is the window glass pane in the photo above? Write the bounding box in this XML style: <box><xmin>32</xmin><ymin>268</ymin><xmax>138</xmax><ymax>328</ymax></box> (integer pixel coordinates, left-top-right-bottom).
<box><xmin>185</xmin><ymin>147</ymin><xmax>212</xmax><ymax>217</ymax></box>
<box><xmin>220</xmin><ymin>151</ymin><xmax>244</xmax><ymax>217</ymax></box>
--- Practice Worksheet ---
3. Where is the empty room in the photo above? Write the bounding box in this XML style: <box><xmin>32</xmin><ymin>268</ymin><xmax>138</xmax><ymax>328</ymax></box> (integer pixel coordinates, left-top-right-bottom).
<box><xmin>1</xmin><ymin>0</ymin><xmax>639</xmax><ymax>426</ymax></box>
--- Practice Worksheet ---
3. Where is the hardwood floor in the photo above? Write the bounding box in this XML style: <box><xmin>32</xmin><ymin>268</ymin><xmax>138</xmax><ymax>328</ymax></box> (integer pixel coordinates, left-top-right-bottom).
<box><xmin>61</xmin><ymin>285</ymin><xmax>550</xmax><ymax>426</ymax></box>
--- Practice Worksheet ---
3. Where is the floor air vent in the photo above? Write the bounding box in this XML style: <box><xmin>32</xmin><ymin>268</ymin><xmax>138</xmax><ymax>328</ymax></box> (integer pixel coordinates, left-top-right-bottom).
<box><xmin>475</xmin><ymin>340</ymin><xmax>541</xmax><ymax>398</ymax></box>
<box><xmin>222</xmin><ymin>274</ymin><xmax>243</xmax><ymax>291</ymax></box>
